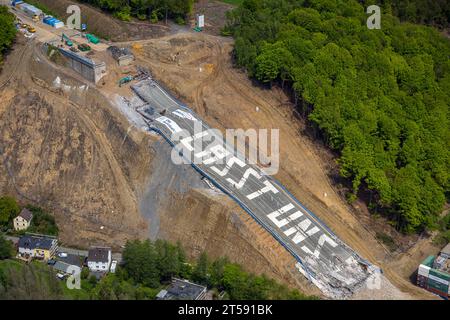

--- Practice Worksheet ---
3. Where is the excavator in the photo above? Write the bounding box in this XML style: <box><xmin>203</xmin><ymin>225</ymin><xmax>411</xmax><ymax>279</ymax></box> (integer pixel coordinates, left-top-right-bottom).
<box><xmin>61</xmin><ymin>33</ymin><xmax>73</xmax><ymax>47</ymax></box>
<box><xmin>118</xmin><ymin>75</ymin><xmax>133</xmax><ymax>87</ymax></box>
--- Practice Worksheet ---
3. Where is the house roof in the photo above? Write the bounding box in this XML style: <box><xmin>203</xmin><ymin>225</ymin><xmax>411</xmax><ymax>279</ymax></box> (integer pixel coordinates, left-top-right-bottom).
<box><xmin>53</xmin><ymin>261</ymin><xmax>70</xmax><ymax>273</ymax></box>
<box><xmin>53</xmin><ymin>261</ymin><xmax>80</xmax><ymax>273</ymax></box>
<box><xmin>57</xmin><ymin>253</ymin><xmax>84</xmax><ymax>268</ymax></box>
<box><xmin>159</xmin><ymin>278</ymin><xmax>206</xmax><ymax>300</ymax></box>
<box><xmin>88</xmin><ymin>247</ymin><xmax>110</xmax><ymax>263</ymax></box>
<box><xmin>18</xmin><ymin>235</ymin><xmax>56</xmax><ymax>250</ymax></box>
<box><xmin>17</xmin><ymin>208</ymin><xmax>33</xmax><ymax>222</ymax></box>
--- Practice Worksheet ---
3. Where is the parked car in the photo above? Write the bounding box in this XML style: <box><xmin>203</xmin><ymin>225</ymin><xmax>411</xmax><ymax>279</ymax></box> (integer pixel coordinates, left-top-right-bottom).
<box><xmin>110</xmin><ymin>260</ymin><xmax>117</xmax><ymax>273</ymax></box>
<box><xmin>23</xmin><ymin>31</ymin><xmax>34</xmax><ymax>39</ymax></box>
<box><xmin>47</xmin><ymin>259</ymin><xmax>56</xmax><ymax>265</ymax></box>
<box><xmin>58</xmin><ymin>252</ymin><xmax>68</xmax><ymax>258</ymax></box>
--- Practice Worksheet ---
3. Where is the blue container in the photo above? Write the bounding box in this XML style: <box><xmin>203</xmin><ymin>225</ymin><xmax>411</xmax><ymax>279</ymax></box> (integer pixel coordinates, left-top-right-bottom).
<box><xmin>43</xmin><ymin>16</ymin><xmax>58</xmax><ymax>26</ymax></box>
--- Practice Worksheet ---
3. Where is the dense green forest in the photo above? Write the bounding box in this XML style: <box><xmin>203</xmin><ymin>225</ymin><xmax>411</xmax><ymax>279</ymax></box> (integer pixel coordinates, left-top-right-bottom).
<box><xmin>0</xmin><ymin>238</ymin><xmax>314</xmax><ymax>299</ymax></box>
<box><xmin>0</xmin><ymin>6</ymin><xmax>16</xmax><ymax>65</ymax></box>
<box><xmin>77</xmin><ymin>0</ymin><xmax>194</xmax><ymax>23</ymax></box>
<box><xmin>375</xmin><ymin>0</ymin><xmax>450</xmax><ymax>28</ymax></box>
<box><xmin>120</xmin><ymin>239</ymin><xmax>313</xmax><ymax>300</ymax></box>
<box><xmin>225</xmin><ymin>0</ymin><xmax>450</xmax><ymax>233</ymax></box>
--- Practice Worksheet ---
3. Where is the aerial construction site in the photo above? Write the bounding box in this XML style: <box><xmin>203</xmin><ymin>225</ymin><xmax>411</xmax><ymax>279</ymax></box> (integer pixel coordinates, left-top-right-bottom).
<box><xmin>0</xmin><ymin>0</ymin><xmax>448</xmax><ymax>303</ymax></box>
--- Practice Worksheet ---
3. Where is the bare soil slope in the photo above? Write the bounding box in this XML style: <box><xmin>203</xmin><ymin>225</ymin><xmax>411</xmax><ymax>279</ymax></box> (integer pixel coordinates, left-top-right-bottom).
<box><xmin>0</xmin><ymin>38</ymin><xmax>151</xmax><ymax>248</ymax></box>
<box><xmin>0</xmin><ymin>37</ymin><xmax>321</xmax><ymax>296</ymax></box>
<box><xmin>34</xmin><ymin>0</ymin><xmax>169</xmax><ymax>41</ymax></box>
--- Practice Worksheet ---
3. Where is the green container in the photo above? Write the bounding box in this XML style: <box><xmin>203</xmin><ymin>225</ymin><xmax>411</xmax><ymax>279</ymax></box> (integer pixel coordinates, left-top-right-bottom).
<box><xmin>422</xmin><ymin>255</ymin><xmax>435</xmax><ymax>267</ymax></box>
<box><xmin>86</xmin><ymin>34</ymin><xmax>99</xmax><ymax>44</ymax></box>
<box><xmin>429</xmin><ymin>269</ymin><xmax>450</xmax><ymax>282</ymax></box>
<box><xmin>427</xmin><ymin>278</ymin><xmax>449</xmax><ymax>293</ymax></box>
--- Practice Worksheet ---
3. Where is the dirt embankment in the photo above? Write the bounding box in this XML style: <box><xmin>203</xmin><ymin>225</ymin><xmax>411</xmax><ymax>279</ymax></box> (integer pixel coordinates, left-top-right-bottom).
<box><xmin>0</xmin><ymin>37</ymin><xmax>321</xmax><ymax>296</ymax></box>
<box><xmin>34</xmin><ymin>0</ymin><xmax>169</xmax><ymax>41</ymax></box>
<box><xmin>0</xmin><ymin>38</ymin><xmax>152</xmax><ymax>248</ymax></box>
<box><xmin>193</xmin><ymin>0</ymin><xmax>235</xmax><ymax>35</ymax></box>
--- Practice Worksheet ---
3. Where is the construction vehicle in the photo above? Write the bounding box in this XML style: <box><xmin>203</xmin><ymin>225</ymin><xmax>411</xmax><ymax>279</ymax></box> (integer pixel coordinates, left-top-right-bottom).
<box><xmin>61</xmin><ymin>33</ymin><xmax>73</xmax><ymax>47</ymax></box>
<box><xmin>27</xmin><ymin>26</ymin><xmax>36</xmax><ymax>33</ymax></box>
<box><xmin>85</xmin><ymin>33</ymin><xmax>99</xmax><ymax>44</ymax></box>
<box><xmin>77</xmin><ymin>43</ymin><xmax>91</xmax><ymax>52</ymax></box>
<box><xmin>118</xmin><ymin>75</ymin><xmax>133</xmax><ymax>87</ymax></box>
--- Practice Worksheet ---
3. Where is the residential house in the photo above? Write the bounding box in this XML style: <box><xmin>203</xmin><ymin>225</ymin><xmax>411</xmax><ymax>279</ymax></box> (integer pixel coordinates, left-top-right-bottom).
<box><xmin>13</xmin><ymin>208</ymin><xmax>33</xmax><ymax>231</ymax></box>
<box><xmin>53</xmin><ymin>261</ymin><xmax>81</xmax><ymax>276</ymax></box>
<box><xmin>156</xmin><ymin>278</ymin><xmax>207</xmax><ymax>300</ymax></box>
<box><xmin>87</xmin><ymin>247</ymin><xmax>111</xmax><ymax>272</ymax></box>
<box><xmin>52</xmin><ymin>252</ymin><xmax>84</xmax><ymax>275</ymax></box>
<box><xmin>18</xmin><ymin>234</ymin><xmax>58</xmax><ymax>261</ymax></box>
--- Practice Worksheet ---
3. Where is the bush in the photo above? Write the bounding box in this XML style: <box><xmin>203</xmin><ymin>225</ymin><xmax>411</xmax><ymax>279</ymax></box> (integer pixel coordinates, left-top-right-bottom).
<box><xmin>26</xmin><ymin>205</ymin><xmax>58</xmax><ymax>236</ymax></box>
<box><xmin>122</xmin><ymin>239</ymin><xmax>186</xmax><ymax>288</ymax></box>
<box><xmin>0</xmin><ymin>196</ymin><xmax>19</xmax><ymax>229</ymax></box>
<box><xmin>174</xmin><ymin>16</ymin><xmax>186</xmax><ymax>25</ymax></box>
<box><xmin>0</xmin><ymin>5</ymin><xmax>17</xmax><ymax>60</ymax></box>
<box><xmin>150</xmin><ymin>11</ymin><xmax>159</xmax><ymax>24</ymax></box>
<box><xmin>114</xmin><ymin>7</ymin><xmax>132</xmax><ymax>22</ymax></box>
<box><xmin>376</xmin><ymin>232</ymin><xmax>398</xmax><ymax>252</ymax></box>
<box><xmin>81</xmin><ymin>267</ymin><xmax>90</xmax><ymax>280</ymax></box>
<box><xmin>0</xmin><ymin>235</ymin><xmax>14</xmax><ymax>260</ymax></box>
<box><xmin>137</xmin><ymin>13</ymin><xmax>147</xmax><ymax>21</ymax></box>
<box><xmin>434</xmin><ymin>214</ymin><xmax>450</xmax><ymax>245</ymax></box>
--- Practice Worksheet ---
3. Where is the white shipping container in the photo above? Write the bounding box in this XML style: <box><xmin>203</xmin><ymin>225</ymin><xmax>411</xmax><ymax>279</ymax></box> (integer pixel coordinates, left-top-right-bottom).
<box><xmin>197</xmin><ymin>14</ymin><xmax>204</xmax><ymax>28</ymax></box>
<box><xmin>54</xmin><ymin>21</ymin><xmax>64</xmax><ymax>29</ymax></box>
<box><xmin>418</xmin><ymin>264</ymin><xmax>430</xmax><ymax>277</ymax></box>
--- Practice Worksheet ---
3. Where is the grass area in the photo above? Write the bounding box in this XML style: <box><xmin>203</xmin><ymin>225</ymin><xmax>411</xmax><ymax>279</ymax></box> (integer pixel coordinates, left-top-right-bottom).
<box><xmin>376</xmin><ymin>232</ymin><xmax>398</xmax><ymax>252</ymax></box>
<box><xmin>0</xmin><ymin>259</ymin><xmax>66</xmax><ymax>299</ymax></box>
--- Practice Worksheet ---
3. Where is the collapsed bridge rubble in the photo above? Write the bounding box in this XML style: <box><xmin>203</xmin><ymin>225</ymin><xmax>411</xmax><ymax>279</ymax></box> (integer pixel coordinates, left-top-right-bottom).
<box><xmin>130</xmin><ymin>78</ymin><xmax>379</xmax><ymax>298</ymax></box>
